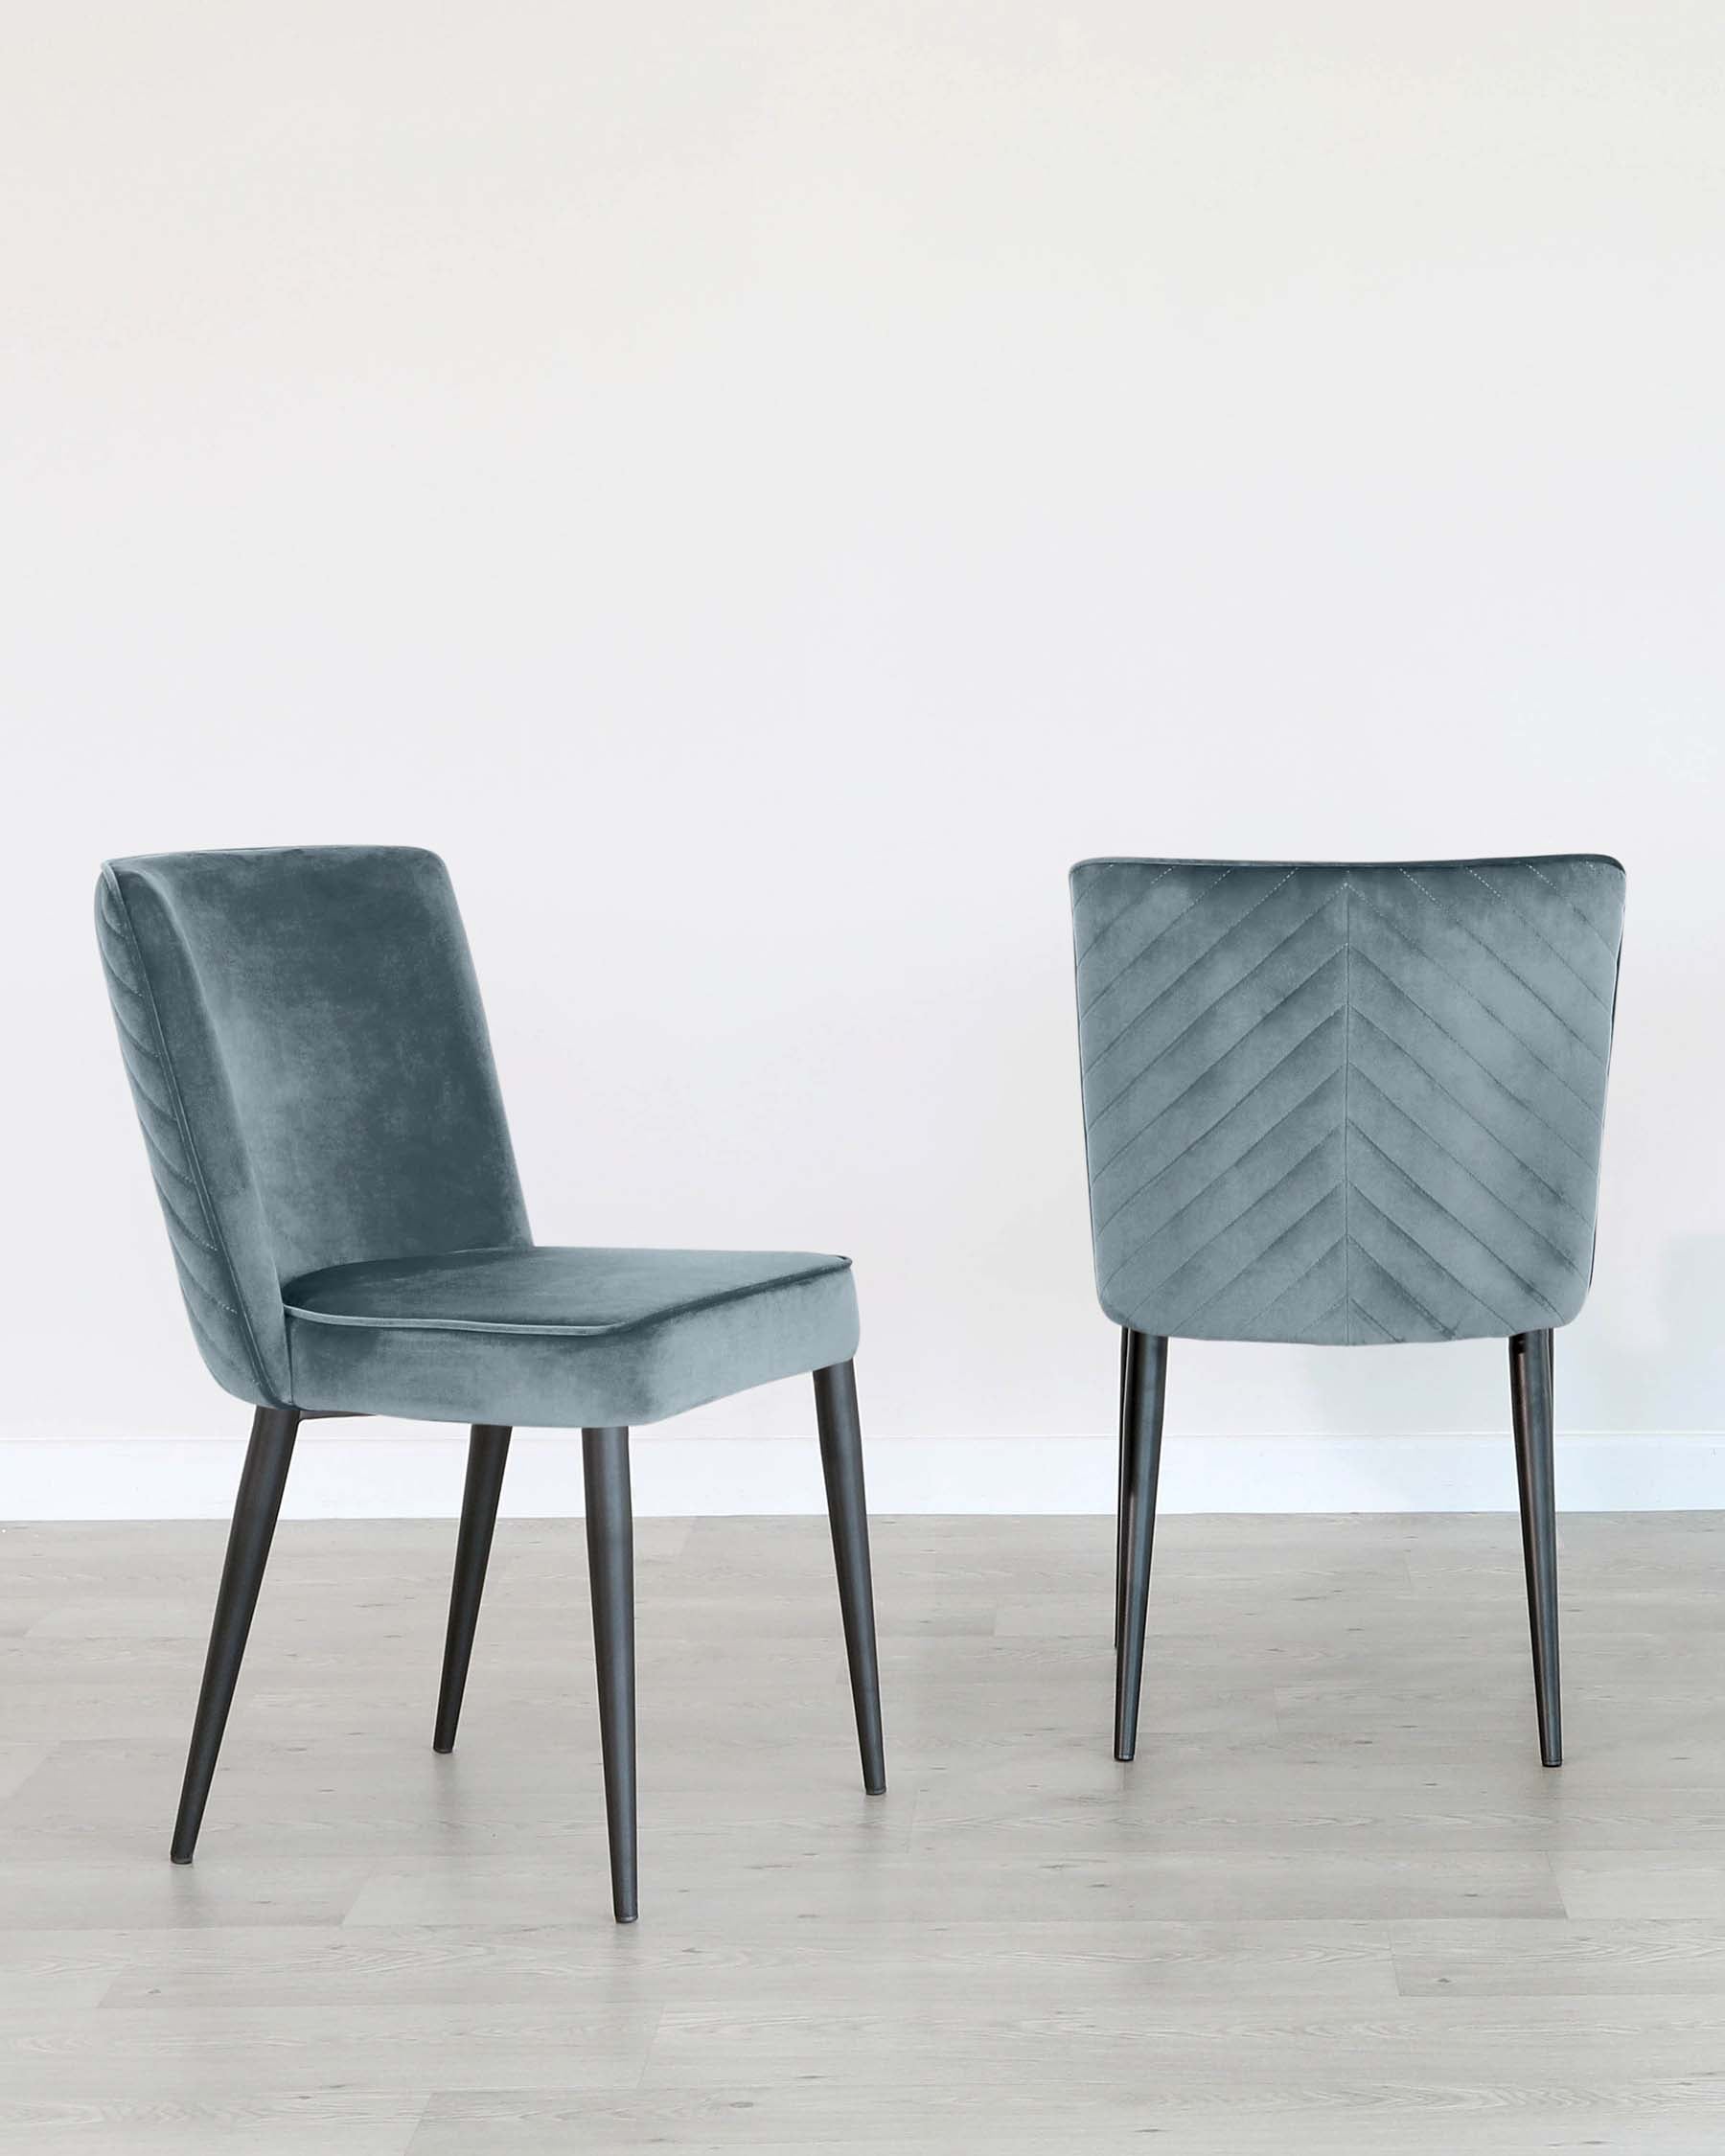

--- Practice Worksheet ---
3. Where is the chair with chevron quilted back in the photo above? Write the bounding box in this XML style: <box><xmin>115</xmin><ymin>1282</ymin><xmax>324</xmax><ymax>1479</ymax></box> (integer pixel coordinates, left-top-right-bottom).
<box><xmin>1070</xmin><ymin>856</ymin><xmax>1625</xmax><ymax>1768</ymax></box>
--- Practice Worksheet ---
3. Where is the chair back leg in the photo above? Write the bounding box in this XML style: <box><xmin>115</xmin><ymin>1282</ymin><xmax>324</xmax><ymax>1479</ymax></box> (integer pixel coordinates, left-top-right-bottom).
<box><xmin>433</xmin><ymin>1424</ymin><xmax>512</xmax><ymax>1753</ymax></box>
<box><xmin>172</xmin><ymin>1405</ymin><xmax>300</xmax><ymax>1862</ymax></box>
<box><xmin>583</xmin><ymin>1427</ymin><xmax>637</xmax><ymax>1922</ymax></box>
<box><xmin>1115</xmin><ymin>1331</ymin><xmax>1168</xmax><ymax>1763</ymax></box>
<box><xmin>814</xmin><ymin>1361</ymin><xmax>886</xmax><ymax>1795</ymax></box>
<box><xmin>1115</xmin><ymin>1327</ymin><xmax>1131</xmax><ymax>1652</ymax></box>
<box><xmin>1509</xmin><ymin>1329</ymin><xmax>1562</xmax><ymax>1766</ymax></box>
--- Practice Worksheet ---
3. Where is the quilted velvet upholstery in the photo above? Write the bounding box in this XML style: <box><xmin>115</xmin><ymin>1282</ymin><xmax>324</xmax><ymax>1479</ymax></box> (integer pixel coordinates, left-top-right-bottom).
<box><xmin>284</xmin><ymin>1248</ymin><xmax>861</xmax><ymax>1427</ymax></box>
<box><xmin>95</xmin><ymin>868</ymin><xmax>278</xmax><ymax>1403</ymax></box>
<box><xmin>97</xmin><ymin>846</ymin><xmax>859</xmax><ymax>1425</ymax></box>
<box><xmin>1070</xmin><ymin>856</ymin><xmax>1624</xmax><ymax>1344</ymax></box>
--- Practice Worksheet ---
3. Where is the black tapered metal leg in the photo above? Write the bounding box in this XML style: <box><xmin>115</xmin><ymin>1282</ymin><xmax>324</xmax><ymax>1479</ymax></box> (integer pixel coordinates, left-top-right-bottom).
<box><xmin>1115</xmin><ymin>1327</ymin><xmax>1131</xmax><ymax>1653</ymax></box>
<box><xmin>1115</xmin><ymin>1332</ymin><xmax>1167</xmax><ymax>1763</ymax></box>
<box><xmin>433</xmin><ymin>1425</ymin><xmax>512</xmax><ymax>1754</ymax></box>
<box><xmin>583</xmin><ymin>1427</ymin><xmax>637</xmax><ymax>1923</ymax></box>
<box><xmin>171</xmin><ymin>1406</ymin><xmax>299</xmax><ymax>1862</ymax></box>
<box><xmin>814</xmin><ymin>1361</ymin><xmax>886</xmax><ymax>1795</ymax></box>
<box><xmin>1510</xmin><ymin>1329</ymin><xmax>1562</xmax><ymax>1767</ymax></box>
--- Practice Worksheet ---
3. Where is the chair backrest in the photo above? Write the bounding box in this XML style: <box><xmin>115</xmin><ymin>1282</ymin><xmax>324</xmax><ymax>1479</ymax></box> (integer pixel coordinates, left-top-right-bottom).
<box><xmin>1070</xmin><ymin>856</ymin><xmax>1624</xmax><ymax>1344</ymax></box>
<box><xmin>97</xmin><ymin>846</ymin><xmax>530</xmax><ymax>1406</ymax></box>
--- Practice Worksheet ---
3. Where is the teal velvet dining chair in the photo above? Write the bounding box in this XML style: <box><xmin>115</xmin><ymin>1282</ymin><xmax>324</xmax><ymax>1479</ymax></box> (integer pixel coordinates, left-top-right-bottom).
<box><xmin>1070</xmin><ymin>856</ymin><xmax>1625</xmax><ymax>1768</ymax></box>
<box><xmin>96</xmin><ymin>845</ymin><xmax>885</xmax><ymax>1922</ymax></box>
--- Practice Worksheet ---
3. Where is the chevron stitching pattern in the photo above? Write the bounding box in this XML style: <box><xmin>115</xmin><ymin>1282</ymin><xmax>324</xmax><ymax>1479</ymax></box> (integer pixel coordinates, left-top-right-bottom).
<box><xmin>95</xmin><ymin>876</ymin><xmax>264</xmax><ymax>1397</ymax></box>
<box><xmin>1071</xmin><ymin>858</ymin><xmax>1623</xmax><ymax>1344</ymax></box>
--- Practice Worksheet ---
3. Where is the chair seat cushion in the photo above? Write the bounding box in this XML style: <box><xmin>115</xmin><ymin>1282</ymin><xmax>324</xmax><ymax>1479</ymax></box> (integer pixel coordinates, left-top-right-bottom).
<box><xmin>283</xmin><ymin>1247</ymin><xmax>860</xmax><ymax>1427</ymax></box>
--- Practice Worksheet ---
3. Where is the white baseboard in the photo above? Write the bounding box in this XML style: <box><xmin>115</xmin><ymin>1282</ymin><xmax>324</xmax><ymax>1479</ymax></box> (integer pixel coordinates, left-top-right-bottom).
<box><xmin>3</xmin><ymin>1431</ymin><xmax>1723</xmax><ymax>1522</ymax></box>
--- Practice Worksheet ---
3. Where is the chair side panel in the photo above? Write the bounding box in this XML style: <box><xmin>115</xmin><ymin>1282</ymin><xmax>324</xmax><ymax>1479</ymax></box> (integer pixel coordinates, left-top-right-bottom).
<box><xmin>95</xmin><ymin>869</ymin><xmax>288</xmax><ymax>1404</ymax></box>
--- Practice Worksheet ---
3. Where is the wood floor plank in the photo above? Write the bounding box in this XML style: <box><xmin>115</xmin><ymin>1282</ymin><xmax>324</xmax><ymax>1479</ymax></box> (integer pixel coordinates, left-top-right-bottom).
<box><xmin>404</xmin><ymin>2073</ymin><xmax>1725</xmax><ymax>2150</ymax></box>
<box><xmin>0</xmin><ymin>2093</ymin><xmax>425</xmax><ymax>2156</ymax></box>
<box><xmin>0</xmin><ymin>1854</ymin><xmax>373</xmax><ymax>1932</ymax></box>
<box><xmin>1553</xmin><ymin>1852</ymin><xmax>1725</xmax><ymax>1919</ymax></box>
<box><xmin>0</xmin><ymin>2001</ymin><xmax>658</xmax><ymax>2099</ymax></box>
<box><xmin>1392</xmin><ymin>1916</ymin><xmax>1725</xmax><ymax>1997</ymax></box>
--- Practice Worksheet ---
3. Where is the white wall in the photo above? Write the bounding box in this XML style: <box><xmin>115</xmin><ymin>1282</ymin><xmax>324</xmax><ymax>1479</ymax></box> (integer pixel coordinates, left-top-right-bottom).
<box><xmin>4</xmin><ymin>3</ymin><xmax>1722</xmax><ymax>1513</ymax></box>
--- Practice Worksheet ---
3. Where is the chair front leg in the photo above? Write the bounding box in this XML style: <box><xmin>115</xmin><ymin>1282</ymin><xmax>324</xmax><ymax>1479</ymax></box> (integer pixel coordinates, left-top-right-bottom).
<box><xmin>814</xmin><ymin>1361</ymin><xmax>886</xmax><ymax>1795</ymax></box>
<box><xmin>171</xmin><ymin>1405</ymin><xmax>300</xmax><ymax>1862</ymax></box>
<box><xmin>434</xmin><ymin>1424</ymin><xmax>512</xmax><ymax>1753</ymax></box>
<box><xmin>1509</xmin><ymin>1330</ymin><xmax>1561</xmax><ymax>1767</ymax></box>
<box><xmin>583</xmin><ymin>1427</ymin><xmax>637</xmax><ymax>1923</ymax></box>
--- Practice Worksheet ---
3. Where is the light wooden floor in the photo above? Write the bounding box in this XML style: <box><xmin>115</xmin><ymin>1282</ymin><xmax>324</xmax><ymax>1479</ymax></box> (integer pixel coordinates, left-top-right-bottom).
<box><xmin>3</xmin><ymin>1510</ymin><xmax>1724</xmax><ymax>2152</ymax></box>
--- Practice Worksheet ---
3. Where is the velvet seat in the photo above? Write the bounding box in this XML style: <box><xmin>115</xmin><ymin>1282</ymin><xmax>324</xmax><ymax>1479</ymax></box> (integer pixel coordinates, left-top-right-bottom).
<box><xmin>283</xmin><ymin>1245</ymin><xmax>860</xmax><ymax>1427</ymax></box>
<box><xmin>1070</xmin><ymin>855</ymin><xmax>1626</xmax><ymax>1772</ymax></box>
<box><xmin>97</xmin><ymin>845</ymin><xmax>884</xmax><ymax>1922</ymax></box>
